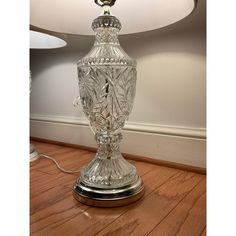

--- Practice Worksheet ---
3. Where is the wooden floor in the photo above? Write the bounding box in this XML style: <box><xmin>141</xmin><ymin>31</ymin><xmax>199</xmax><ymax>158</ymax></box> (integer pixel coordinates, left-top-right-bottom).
<box><xmin>30</xmin><ymin>141</ymin><xmax>206</xmax><ymax>236</ymax></box>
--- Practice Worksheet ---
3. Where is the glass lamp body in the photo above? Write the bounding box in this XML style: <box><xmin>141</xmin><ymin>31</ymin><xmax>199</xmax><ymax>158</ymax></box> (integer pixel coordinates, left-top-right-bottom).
<box><xmin>74</xmin><ymin>12</ymin><xmax>144</xmax><ymax>206</ymax></box>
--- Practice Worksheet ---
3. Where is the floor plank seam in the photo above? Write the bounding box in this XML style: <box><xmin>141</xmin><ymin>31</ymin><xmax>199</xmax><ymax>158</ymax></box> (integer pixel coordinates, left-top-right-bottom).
<box><xmin>31</xmin><ymin>189</ymin><xmax>72</xmax><ymax>215</ymax></box>
<box><xmin>173</xmin><ymin>189</ymin><xmax>205</xmax><ymax>236</ymax></box>
<box><xmin>35</xmin><ymin>169</ymin><xmax>53</xmax><ymax>175</ymax></box>
<box><xmin>199</xmin><ymin>226</ymin><xmax>206</xmax><ymax>236</ymax></box>
<box><xmin>32</xmin><ymin>206</ymin><xmax>91</xmax><ymax>236</ymax></box>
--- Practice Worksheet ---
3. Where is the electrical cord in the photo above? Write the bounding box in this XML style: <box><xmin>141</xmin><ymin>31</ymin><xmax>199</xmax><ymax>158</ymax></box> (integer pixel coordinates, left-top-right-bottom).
<box><xmin>39</xmin><ymin>154</ymin><xmax>81</xmax><ymax>174</ymax></box>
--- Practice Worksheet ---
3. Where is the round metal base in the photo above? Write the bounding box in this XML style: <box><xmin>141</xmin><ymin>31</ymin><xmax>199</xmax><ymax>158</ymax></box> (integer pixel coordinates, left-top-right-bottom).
<box><xmin>73</xmin><ymin>177</ymin><xmax>145</xmax><ymax>207</ymax></box>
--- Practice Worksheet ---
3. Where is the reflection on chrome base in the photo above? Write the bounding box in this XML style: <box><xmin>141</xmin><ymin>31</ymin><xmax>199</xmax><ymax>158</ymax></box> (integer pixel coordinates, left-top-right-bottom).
<box><xmin>73</xmin><ymin>176</ymin><xmax>145</xmax><ymax>207</ymax></box>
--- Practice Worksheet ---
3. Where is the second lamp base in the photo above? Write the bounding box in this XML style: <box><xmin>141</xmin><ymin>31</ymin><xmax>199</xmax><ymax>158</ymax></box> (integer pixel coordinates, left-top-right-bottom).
<box><xmin>30</xmin><ymin>143</ymin><xmax>40</xmax><ymax>166</ymax></box>
<box><xmin>73</xmin><ymin>176</ymin><xmax>144</xmax><ymax>207</ymax></box>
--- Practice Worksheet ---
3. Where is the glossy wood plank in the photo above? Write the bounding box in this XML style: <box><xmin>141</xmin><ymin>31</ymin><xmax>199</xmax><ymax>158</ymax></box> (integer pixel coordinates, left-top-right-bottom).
<box><xmin>30</xmin><ymin>141</ymin><xmax>206</xmax><ymax>236</ymax></box>
<box><xmin>148</xmin><ymin>179</ymin><xmax>206</xmax><ymax>236</ymax></box>
<box><xmin>41</xmin><ymin>166</ymin><xmax>179</xmax><ymax>236</ymax></box>
<box><xmin>30</xmin><ymin>141</ymin><xmax>157</xmax><ymax>214</ymax></box>
<box><xmin>32</xmin><ymin>149</ymin><xmax>91</xmax><ymax>173</ymax></box>
<box><xmin>30</xmin><ymin>173</ymin><xmax>77</xmax><ymax>198</ymax></box>
<box><xmin>30</xmin><ymin>185</ymin><xmax>73</xmax><ymax>215</ymax></box>
<box><xmin>30</xmin><ymin>169</ymin><xmax>51</xmax><ymax>182</ymax></box>
<box><xmin>31</xmin><ymin>195</ymin><xmax>89</xmax><ymax>235</ymax></box>
<box><xmin>95</xmin><ymin>172</ymin><xmax>203</xmax><ymax>236</ymax></box>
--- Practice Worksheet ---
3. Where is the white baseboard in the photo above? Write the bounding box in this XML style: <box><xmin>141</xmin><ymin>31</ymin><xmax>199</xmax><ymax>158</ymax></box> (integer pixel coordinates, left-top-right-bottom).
<box><xmin>30</xmin><ymin>114</ymin><xmax>206</xmax><ymax>168</ymax></box>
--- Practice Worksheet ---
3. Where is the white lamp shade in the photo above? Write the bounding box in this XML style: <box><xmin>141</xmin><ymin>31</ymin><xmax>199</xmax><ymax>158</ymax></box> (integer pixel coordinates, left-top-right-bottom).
<box><xmin>30</xmin><ymin>0</ymin><xmax>197</xmax><ymax>35</ymax></box>
<box><xmin>30</xmin><ymin>30</ymin><xmax>67</xmax><ymax>49</ymax></box>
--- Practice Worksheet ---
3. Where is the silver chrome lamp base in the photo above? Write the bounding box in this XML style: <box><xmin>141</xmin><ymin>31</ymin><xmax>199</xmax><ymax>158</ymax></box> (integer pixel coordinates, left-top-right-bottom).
<box><xmin>73</xmin><ymin>176</ymin><xmax>144</xmax><ymax>207</ymax></box>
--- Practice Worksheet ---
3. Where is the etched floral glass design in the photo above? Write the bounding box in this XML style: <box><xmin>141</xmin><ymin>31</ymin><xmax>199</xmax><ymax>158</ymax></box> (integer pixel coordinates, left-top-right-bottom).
<box><xmin>77</xmin><ymin>11</ymin><xmax>139</xmax><ymax>189</ymax></box>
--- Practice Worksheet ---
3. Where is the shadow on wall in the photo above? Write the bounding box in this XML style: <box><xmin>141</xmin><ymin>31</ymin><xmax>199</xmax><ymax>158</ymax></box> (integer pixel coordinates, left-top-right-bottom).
<box><xmin>120</xmin><ymin>30</ymin><xmax>205</xmax><ymax>59</ymax></box>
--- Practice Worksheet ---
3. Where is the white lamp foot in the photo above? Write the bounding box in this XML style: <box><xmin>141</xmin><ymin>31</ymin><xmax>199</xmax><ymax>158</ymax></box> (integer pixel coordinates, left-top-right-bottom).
<box><xmin>30</xmin><ymin>143</ymin><xmax>39</xmax><ymax>165</ymax></box>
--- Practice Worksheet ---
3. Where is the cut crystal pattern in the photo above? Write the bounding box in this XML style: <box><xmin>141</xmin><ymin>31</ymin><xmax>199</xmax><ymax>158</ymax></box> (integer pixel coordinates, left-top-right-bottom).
<box><xmin>78</xmin><ymin>66</ymin><xmax>136</xmax><ymax>134</ymax></box>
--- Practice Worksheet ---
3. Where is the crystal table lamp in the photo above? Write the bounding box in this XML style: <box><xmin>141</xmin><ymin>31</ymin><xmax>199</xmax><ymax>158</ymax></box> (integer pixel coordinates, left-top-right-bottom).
<box><xmin>30</xmin><ymin>0</ymin><xmax>197</xmax><ymax>206</ymax></box>
<box><xmin>73</xmin><ymin>0</ymin><xmax>144</xmax><ymax>207</ymax></box>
